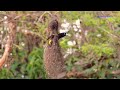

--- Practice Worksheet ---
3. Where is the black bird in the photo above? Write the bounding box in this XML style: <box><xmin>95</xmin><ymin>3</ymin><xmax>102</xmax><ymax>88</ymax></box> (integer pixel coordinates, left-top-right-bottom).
<box><xmin>58</xmin><ymin>33</ymin><xmax>66</xmax><ymax>39</ymax></box>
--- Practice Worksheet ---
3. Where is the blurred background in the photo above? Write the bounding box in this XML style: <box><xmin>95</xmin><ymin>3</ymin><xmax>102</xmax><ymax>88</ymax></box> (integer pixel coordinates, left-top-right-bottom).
<box><xmin>0</xmin><ymin>11</ymin><xmax>120</xmax><ymax>79</ymax></box>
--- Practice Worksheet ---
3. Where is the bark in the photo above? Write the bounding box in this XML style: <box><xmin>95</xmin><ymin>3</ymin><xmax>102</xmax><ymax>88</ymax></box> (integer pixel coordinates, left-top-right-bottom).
<box><xmin>0</xmin><ymin>17</ymin><xmax>16</xmax><ymax>68</ymax></box>
<box><xmin>117</xmin><ymin>46</ymin><xmax>120</xmax><ymax>60</ymax></box>
<box><xmin>80</xmin><ymin>23</ymin><xmax>87</xmax><ymax>46</ymax></box>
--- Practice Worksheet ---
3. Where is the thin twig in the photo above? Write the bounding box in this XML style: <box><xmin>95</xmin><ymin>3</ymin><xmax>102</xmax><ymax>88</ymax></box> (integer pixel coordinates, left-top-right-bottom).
<box><xmin>112</xmin><ymin>70</ymin><xmax>120</xmax><ymax>75</ymax></box>
<box><xmin>37</xmin><ymin>11</ymin><xmax>53</xmax><ymax>22</ymax></box>
<box><xmin>16</xmin><ymin>28</ymin><xmax>45</xmax><ymax>41</ymax></box>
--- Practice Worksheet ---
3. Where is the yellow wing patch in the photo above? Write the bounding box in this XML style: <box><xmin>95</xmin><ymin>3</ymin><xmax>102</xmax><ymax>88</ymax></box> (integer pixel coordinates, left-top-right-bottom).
<box><xmin>48</xmin><ymin>39</ymin><xmax>52</xmax><ymax>46</ymax></box>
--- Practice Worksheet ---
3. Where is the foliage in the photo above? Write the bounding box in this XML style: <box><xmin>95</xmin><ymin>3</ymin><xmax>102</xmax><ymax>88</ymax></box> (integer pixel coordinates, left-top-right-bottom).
<box><xmin>27</xmin><ymin>47</ymin><xmax>46</xmax><ymax>79</ymax></box>
<box><xmin>0</xmin><ymin>47</ymin><xmax>46</xmax><ymax>79</ymax></box>
<box><xmin>0</xmin><ymin>11</ymin><xmax>120</xmax><ymax>79</ymax></box>
<box><xmin>81</xmin><ymin>44</ymin><xmax>115</xmax><ymax>57</ymax></box>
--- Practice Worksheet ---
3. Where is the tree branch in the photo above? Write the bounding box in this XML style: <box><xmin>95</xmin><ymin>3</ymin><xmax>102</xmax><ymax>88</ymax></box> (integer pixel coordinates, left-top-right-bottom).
<box><xmin>0</xmin><ymin>17</ymin><xmax>16</xmax><ymax>69</ymax></box>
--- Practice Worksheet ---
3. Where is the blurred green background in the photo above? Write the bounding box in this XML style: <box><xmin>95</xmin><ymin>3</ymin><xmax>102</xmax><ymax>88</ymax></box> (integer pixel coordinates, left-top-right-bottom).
<box><xmin>0</xmin><ymin>11</ymin><xmax>120</xmax><ymax>79</ymax></box>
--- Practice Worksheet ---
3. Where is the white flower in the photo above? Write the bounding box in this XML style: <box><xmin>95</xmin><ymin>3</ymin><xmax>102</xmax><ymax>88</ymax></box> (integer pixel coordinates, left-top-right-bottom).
<box><xmin>4</xmin><ymin>64</ymin><xmax>7</xmax><ymax>67</ymax></box>
<box><xmin>6</xmin><ymin>28</ymin><xmax>9</xmax><ymax>31</ymax></box>
<box><xmin>97</xmin><ymin>34</ymin><xmax>101</xmax><ymax>37</ymax></box>
<box><xmin>21</xmin><ymin>75</ymin><xmax>24</xmax><ymax>78</ymax></box>
<box><xmin>73</xmin><ymin>25</ymin><xmax>76</xmax><ymax>29</ymax></box>
<box><xmin>66</xmin><ymin>33</ymin><xmax>71</xmax><ymax>37</ymax></box>
<box><xmin>64</xmin><ymin>28</ymin><xmax>69</xmax><ymax>32</ymax></box>
<box><xmin>110</xmin><ymin>67</ymin><xmax>113</xmax><ymax>69</ymax></box>
<box><xmin>74</xmin><ymin>28</ymin><xmax>78</xmax><ymax>32</ymax></box>
<box><xmin>4</xmin><ymin>16</ymin><xmax>7</xmax><ymax>20</ymax></box>
<box><xmin>59</xmin><ymin>29</ymin><xmax>65</xmax><ymax>33</ymax></box>
<box><xmin>4</xmin><ymin>21</ymin><xmax>8</xmax><ymax>24</ymax></box>
<box><xmin>76</xmin><ymin>19</ymin><xmax>80</xmax><ymax>26</ymax></box>
<box><xmin>63</xmin><ymin>54</ymin><xmax>69</xmax><ymax>58</ymax></box>
<box><xmin>85</xmin><ymin>31</ymin><xmax>88</xmax><ymax>36</ymax></box>
<box><xmin>7</xmin><ymin>35</ymin><xmax>9</xmax><ymax>39</ymax></box>
<box><xmin>75</xmin><ymin>33</ymin><xmax>80</xmax><ymax>38</ymax></box>
<box><xmin>67</xmin><ymin>40</ymin><xmax>76</xmax><ymax>46</ymax></box>
<box><xmin>1</xmin><ymin>31</ymin><xmax>3</xmax><ymax>34</ymax></box>
<box><xmin>73</xmin><ymin>25</ymin><xmax>78</xmax><ymax>32</ymax></box>
<box><xmin>61</xmin><ymin>19</ymin><xmax>70</xmax><ymax>29</ymax></box>
<box><xmin>78</xmin><ymin>29</ymin><xmax>81</xmax><ymax>32</ymax></box>
<box><xmin>66</xmin><ymin>48</ymin><xmax>76</xmax><ymax>54</ymax></box>
<box><xmin>63</xmin><ymin>19</ymin><xmax>67</xmax><ymax>23</ymax></box>
<box><xmin>67</xmin><ymin>41</ymin><xmax>73</xmax><ymax>46</ymax></box>
<box><xmin>73</xmin><ymin>19</ymin><xmax>81</xmax><ymax>30</ymax></box>
<box><xmin>73</xmin><ymin>41</ymin><xmax>76</xmax><ymax>45</ymax></box>
<box><xmin>10</xmin><ymin>53</ymin><xmax>12</xmax><ymax>56</ymax></box>
<box><xmin>25</xmin><ymin>30</ymin><xmax>28</xmax><ymax>33</ymax></box>
<box><xmin>93</xmin><ymin>69</ymin><xmax>97</xmax><ymax>72</ymax></box>
<box><xmin>66</xmin><ymin>48</ymin><xmax>73</xmax><ymax>54</ymax></box>
<box><xmin>17</xmin><ymin>27</ymin><xmax>20</xmax><ymax>32</ymax></box>
<box><xmin>21</xmin><ymin>42</ymin><xmax>25</xmax><ymax>46</ymax></box>
<box><xmin>77</xmin><ymin>25</ymin><xmax>80</xmax><ymax>28</ymax></box>
<box><xmin>59</xmin><ymin>28</ymin><xmax>69</xmax><ymax>33</ymax></box>
<box><xmin>61</xmin><ymin>23</ymin><xmax>70</xmax><ymax>28</ymax></box>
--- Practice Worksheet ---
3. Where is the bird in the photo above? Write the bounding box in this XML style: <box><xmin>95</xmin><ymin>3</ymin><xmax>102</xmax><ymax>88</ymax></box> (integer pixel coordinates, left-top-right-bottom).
<box><xmin>43</xmin><ymin>18</ymin><xmax>66</xmax><ymax>79</ymax></box>
<box><xmin>58</xmin><ymin>33</ymin><xmax>66</xmax><ymax>40</ymax></box>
